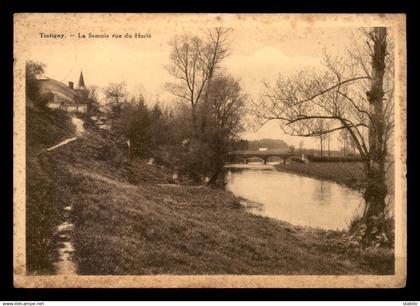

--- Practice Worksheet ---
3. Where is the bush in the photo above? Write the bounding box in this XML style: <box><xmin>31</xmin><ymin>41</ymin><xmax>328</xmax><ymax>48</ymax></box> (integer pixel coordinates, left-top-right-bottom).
<box><xmin>347</xmin><ymin>211</ymin><xmax>394</xmax><ymax>248</ymax></box>
<box><xmin>35</xmin><ymin>92</ymin><xmax>52</xmax><ymax>109</ymax></box>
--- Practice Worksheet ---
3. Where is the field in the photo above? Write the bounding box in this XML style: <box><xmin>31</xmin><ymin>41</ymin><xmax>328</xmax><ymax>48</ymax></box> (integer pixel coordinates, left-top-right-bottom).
<box><xmin>26</xmin><ymin>109</ymin><xmax>394</xmax><ymax>275</ymax></box>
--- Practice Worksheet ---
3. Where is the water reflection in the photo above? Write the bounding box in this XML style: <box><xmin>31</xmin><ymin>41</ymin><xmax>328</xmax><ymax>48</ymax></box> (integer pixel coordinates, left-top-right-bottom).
<box><xmin>225</xmin><ymin>165</ymin><xmax>364</xmax><ymax>230</ymax></box>
<box><xmin>313</xmin><ymin>180</ymin><xmax>331</xmax><ymax>204</ymax></box>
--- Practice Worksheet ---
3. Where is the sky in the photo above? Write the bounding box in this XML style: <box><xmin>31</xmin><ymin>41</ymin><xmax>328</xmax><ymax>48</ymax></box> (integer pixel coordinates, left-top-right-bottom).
<box><xmin>19</xmin><ymin>14</ymin><xmax>359</xmax><ymax>150</ymax></box>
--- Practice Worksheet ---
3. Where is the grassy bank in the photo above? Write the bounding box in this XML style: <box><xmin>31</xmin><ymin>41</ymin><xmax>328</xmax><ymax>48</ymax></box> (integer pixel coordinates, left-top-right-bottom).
<box><xmin>275</xmin><ymin>162</ymin><xmax>366</xmax><ymax>190</ymax></box>
<box><xmin>26</xmin><ymin>107</ymin><xmax>76</xmax><ymax>273</ymax></box>
<box><xmin>70</xmin><ymin>170</ymin><xmax>394</xmax><ymax>275</ymax></box>
<box><xmin>26</xmin><ymin>109</ymin><xmax>394</xmax><ymax>275</ymax></box>
<box><xmin>275</xmin><ymin>162</ymin><xmax>394</xmax><ymax>194</ymax></box>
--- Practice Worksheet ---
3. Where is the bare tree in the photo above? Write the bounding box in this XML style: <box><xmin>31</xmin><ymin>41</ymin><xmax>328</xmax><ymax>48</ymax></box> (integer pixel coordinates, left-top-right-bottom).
<box><xmin>313</xmin><ymin>119</ymin><xmax>332</xmax><ymax>157</ymax></box>
<box><xmin>253</xmin><ymin>27</ymin><xmax>394</xmax><ymax>246</ymax></box>
<box><xmin>339</xmin><ymin>129</ymin><xmax>358</xmax><ymax>156</ymax></box>
<box><xmin>165</xmin><ymin>28</ymin><xmax>230</xmax><ymax>134</ymax></box>
<box><xmin>200</xmin><ymin>28</ymin><xmax>231</xmax><ymax>134</ymax></box>
<box><xmin>103</xmin><ymin>82</ymin><xmax>127</xmax><ymax>117</ymax></box>
<box><xmin>339</xmin><ymin>129</ymin><xmax>350</xmax><ymax>155</ymax></box>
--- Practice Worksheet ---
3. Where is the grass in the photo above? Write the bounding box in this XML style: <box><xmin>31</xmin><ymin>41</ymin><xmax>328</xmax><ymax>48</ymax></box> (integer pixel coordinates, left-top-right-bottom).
<box><xmin>26</xmin><ymin>106</ymin><xmax>75</xmax><ymax>274</ymax></box>
<box><xmin>275</xmin><ymin>162</ymin><xmax>395</xmax><ymax>194</ymax></box>
<box><xmin>26</xmin><ymin>108</ymin><xmax>395</xmax><ymax>275</ymax></box>
<box><xmin>276</xmin><ymin>162</ymin><xmax>366</xmax><ymax>190</ymax></box>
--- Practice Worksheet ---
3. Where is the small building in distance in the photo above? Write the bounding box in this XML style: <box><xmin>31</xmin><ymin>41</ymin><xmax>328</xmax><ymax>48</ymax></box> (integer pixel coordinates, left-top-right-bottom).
<box><xmin>38</xmin><ymin>71</ymin><xmax>89</xmax><ymax>113</ymax></box>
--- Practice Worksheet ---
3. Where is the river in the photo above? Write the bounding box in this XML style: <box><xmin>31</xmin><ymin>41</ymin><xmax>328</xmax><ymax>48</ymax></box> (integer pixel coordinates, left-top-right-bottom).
<box><xmin>225</xmin><ymin>163</ymin><xmax>365</xmax><ymax>231</ymax></box>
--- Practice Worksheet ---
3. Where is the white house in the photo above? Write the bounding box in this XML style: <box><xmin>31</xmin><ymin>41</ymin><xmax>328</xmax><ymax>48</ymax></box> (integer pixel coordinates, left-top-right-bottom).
<box><xmin>38</xmin><ymin>71</ymin><xmax>89</xmax><ymax>113</ymax></box>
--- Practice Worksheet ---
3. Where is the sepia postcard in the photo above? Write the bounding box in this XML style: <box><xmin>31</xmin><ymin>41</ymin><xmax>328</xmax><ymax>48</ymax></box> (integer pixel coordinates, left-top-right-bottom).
<box><xmin>13</xmin><ymin>13</ymin><xmax>407</xmax><ymax>288</ymax></box>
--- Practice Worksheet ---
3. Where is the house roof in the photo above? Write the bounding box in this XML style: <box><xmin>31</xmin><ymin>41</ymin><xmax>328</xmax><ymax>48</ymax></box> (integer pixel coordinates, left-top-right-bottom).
<box><xmin>38</xmin><ymin>78</ymin><xmax>83</xmax><ymax>104</ymax></box>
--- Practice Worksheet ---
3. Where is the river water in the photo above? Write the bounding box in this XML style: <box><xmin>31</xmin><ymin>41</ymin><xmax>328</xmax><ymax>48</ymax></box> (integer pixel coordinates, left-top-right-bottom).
<box><xmin>225</xmin><ymin>163</ymin><xmax>365</xmax><ymax>231</ymax></box>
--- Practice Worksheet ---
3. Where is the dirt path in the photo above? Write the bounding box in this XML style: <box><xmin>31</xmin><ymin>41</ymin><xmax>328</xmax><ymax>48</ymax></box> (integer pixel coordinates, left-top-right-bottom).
<box><xmin>46</xmin><ymin>137</ymin><xmax>77</xmax><ymax>151</ymax></box>
<box><xmin>49</xmin><ymin>116</ymin><xmax>85</xmax><ymax>275</ymax></box>
<box><xmin>46</xmin><ymin>117</ymin><xmax>85</xmax><ymax>152</ymax></box>
<box><xmin>54</xmin><ymin>210</ymin><xmax>78</xmax><ymax>275</ymax></box>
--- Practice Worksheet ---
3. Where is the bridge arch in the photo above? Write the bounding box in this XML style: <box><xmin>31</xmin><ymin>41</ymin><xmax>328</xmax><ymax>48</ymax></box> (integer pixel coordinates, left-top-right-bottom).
<box><xmin>228</xmin><ymin>151</ymin><xmax>308</xmax><ymax>164</ymax></box>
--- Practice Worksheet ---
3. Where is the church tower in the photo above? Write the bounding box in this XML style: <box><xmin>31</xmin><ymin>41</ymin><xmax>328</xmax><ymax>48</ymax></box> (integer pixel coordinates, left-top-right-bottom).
<box><xmin>75</xmin><ymin>70</ymin><xmax>88</xmax><ymax>103</ymax></box>
<box><xmin>76</xmin><ymin>70</ymin><xmax>87</xmax><ymax>90</ymax></box>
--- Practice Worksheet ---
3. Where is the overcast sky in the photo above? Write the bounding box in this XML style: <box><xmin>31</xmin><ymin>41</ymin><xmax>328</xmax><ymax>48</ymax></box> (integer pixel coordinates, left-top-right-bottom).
<box><xmin>20</xmin><ymin>14</ymin><xmax>359</xmax><ymax>150</ymax></box>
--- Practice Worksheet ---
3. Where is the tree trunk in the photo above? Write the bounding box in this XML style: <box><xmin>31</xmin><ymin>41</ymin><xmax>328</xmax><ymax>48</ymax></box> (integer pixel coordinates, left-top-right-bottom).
<box><xmin>320</xmin><ymin>135</ymin><xmax>323</xmax><ymax>157</ymax></box>
<box><xmin>200</xmin><ymin>68</ymin><xmax>214</xmax><ymax>135</ymax></box>
<box><xmin>208</xmin><ymin>134</ymin><xmax>224</xmax><ymax>186</ymax></box>
<box><xmin>191</xmin><ymin>105</ymin><xmax>198</xmax><ymax>138</ymax></box>
<box><xmin>363</xmin><ymin>27</ymin><xmax>389</xmax><ymax>246</ymax></box>
<box><xmin>328</xmin><ymin>134</ymin><xmax>330</xmax><ymax>158</ymax></box>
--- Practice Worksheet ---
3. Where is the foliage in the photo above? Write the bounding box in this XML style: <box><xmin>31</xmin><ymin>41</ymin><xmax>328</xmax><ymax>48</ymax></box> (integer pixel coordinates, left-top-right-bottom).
<box><xmin>203</xmin><ymin>74</ymin><xmax>246</xmax><ymax>182</ymax></box>
<box><xmin>87</xmin><ymin>85</ymin><xmax>101</xmax><ymax>113</ymax></box>
<box><xmin>25</xmin><ymin>60</ymin><xmax>46</xmax><ymax>108</ymax></box>
<box><xmin>118</xmin><ymin>96</ymin><xmax>152</xmax><ymax>157</ymax></box>
<box><xmin>115</xmin><ymin>94</ymin><xmax>179</xmax><ymax>160</ymax></box>
<box><xmin>103</xmin><ymin>82</ymin><xmax>127</xmax><ymax>117</ymax></box>
<box><xmin>165</xmin><ymin>28</ymin><xmax>246</xmax><ymax>183</ymax></box>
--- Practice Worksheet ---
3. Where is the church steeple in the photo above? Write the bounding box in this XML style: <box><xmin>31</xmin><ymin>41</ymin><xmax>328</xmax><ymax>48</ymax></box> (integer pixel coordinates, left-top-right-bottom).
<box><xmin>77</xmin><ymin>70</ymin><xmax>86</xmax><ymax>89</ymax></box>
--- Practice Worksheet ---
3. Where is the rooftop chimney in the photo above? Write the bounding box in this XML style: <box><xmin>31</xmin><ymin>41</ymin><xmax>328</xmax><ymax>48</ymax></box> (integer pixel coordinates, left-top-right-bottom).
<box><xmin>68</xmin><ymin>81</ymin><xmax>74</xmax><ymax>89</ymax></box>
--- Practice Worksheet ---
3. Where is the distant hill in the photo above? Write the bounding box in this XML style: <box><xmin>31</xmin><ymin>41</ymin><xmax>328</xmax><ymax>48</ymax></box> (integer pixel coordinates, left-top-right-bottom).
<box><xmin>247</xmin><ymin>138</ymin><xmax>289</xmax><ymax>151</ymax></box>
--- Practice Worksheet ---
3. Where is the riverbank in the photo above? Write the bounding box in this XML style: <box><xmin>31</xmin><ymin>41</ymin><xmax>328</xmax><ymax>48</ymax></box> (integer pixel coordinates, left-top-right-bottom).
<box><xmin>68</xmin><ymin>157</ymin><xmax>394</xmax><ymax>275</ymax></box>
<box><xmin>275</xmin><ymin>162</ymin><xmax>365</xmax><ymax>190</ymax></box>
<box><xmin>26</xmin><ymin>109</ymin><xmax>394</xmax><ymax>275</ymax></box>
<box><xmin>76</xmin><ymin>184</ymin><xmax>394</xmax><ymax>275</ymax></box>
<box><xmin>275</xmin><ymin>162</ymin><xmax>394</xmax><ymax>194</ymax></box>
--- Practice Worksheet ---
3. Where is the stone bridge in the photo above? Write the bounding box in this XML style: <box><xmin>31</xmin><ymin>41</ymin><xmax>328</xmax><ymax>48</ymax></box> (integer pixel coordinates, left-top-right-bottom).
<box><xmin>227</xmin><ymin>150</ymin><xmax>311</xmax><ymax>164</ymax></box>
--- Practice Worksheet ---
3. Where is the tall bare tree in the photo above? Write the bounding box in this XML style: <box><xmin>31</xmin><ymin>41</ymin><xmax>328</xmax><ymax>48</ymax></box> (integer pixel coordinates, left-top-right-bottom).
<box><xmin>165</xmin><ymin>28</ymin><xmax>230</xmax><ymax>134</ymax></box>
<box><xmin>253</xmin><ymin>27</ymin><xmax>394</xmax><ymax>246</ymax></box>
<box><xmin>200</xmin><ymin>28</ymin><xmax>231</xmax><ymax>134</ymax></box>
<box><xmin>313</xmin><ymin>119</ymin><xmax>332</xmax><ymax>157</ymax></box>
